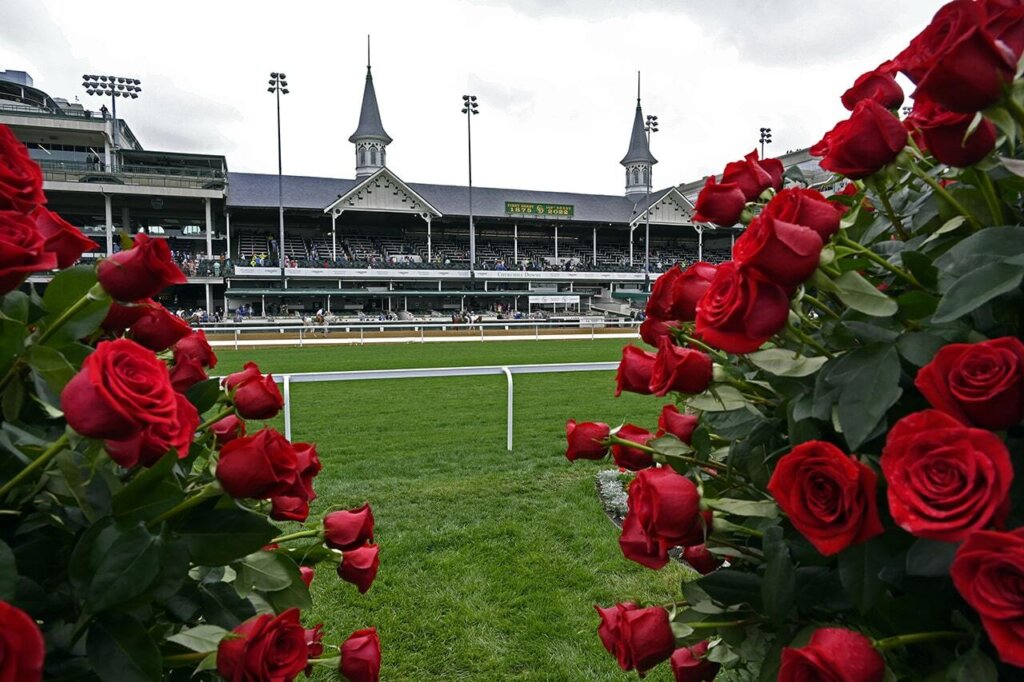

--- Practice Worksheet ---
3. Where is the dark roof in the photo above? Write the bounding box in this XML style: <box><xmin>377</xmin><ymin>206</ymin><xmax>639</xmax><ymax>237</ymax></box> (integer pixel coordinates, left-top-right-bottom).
<box><xmin>348</xmin><ymin>68</ymin><xmax>392</xmax><ymax>144</ymax></box>
<box><xmin>227</xmin><ymin>171</ymin><xmax>644</xmax><ymax>223</ymax></box>
<box><xmin>620</xmin><ymin>102</ymin><xmax>657</xmax><ymax>166</ymax></box>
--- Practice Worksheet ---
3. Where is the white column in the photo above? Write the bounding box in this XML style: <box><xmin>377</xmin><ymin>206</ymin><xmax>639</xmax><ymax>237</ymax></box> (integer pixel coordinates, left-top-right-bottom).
<box><xmin>592</xmin><ymin>227</ymin><xmax>597</xmax><ymax>268</ymax></box>
<box><xmin>629</xmin><ymin>225</ymin><xmax>635</xmax><ymax>266</ymax></box>
<box><xmin>205</xmin><ymin>283</ymin><xmax>212</xmax><ymax>313</ymax></box>
<box><xmin>426</xmin><ymin>215</ymin><xmax>432</xmax><ymax>262</ymax></box>
<box><xmin>331</xmin><ymin>212</ymin><xmax>337</xmax><ymax>260</ymax></box>
<box><xmin>225</xmin><ymin>211</ymin><xmax>232</xmax><ymax>260</ymax></box>
<box><xmin>554</xmin><ymin>225</ymin><xmax>558</xmax><ymax>261</ymax></box>
<box><xmin>104</xmin><ymin>194</ymin><xmax>113</xmax><ymax>255</ymax></box>
<box><xmin>121</xmin><ymin>206</ymin><xmax>131</xmax><ymax>236</ymax></box>
<box><xmin>513</xmin><ymin>224</ymin><xmax>518</xmax><ymax>264</ymax></box>
<box><xmin>730</xmin><ymin>229</ymin><xmax>736</xmax><ymax>258</ymax></box>
<box><xmin>205</xmin><ymin>198</ymin><xmax>213</xmax><ymax>258</ymax></box>
<box><xmin>697</xmin><ymin>226</ymin><xmax>704</xmax><ymax>261</ymax></box>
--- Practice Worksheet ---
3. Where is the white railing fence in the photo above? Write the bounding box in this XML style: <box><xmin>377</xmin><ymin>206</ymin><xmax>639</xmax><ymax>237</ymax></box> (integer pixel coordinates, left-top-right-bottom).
<box><xmin>278</xmin><ymin>361</ymin><xmax>619</xmax><ymax>451</ymax></box>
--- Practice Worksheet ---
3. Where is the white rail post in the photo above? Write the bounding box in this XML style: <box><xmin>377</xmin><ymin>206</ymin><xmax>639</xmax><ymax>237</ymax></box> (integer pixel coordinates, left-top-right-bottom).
<box><xmin>234</xmin><ymin>329</ymin><xmax>239</xmax><ymax>351</ymax></box>
<box><xmin>283</xmin><ymin>375</ymin><xmax>292</xmax><ymax>441</ymax></box>
<box><xmin>502</xmin><ymin>366</ymin><xmax>513</xmax><ymax>452</ymax></box>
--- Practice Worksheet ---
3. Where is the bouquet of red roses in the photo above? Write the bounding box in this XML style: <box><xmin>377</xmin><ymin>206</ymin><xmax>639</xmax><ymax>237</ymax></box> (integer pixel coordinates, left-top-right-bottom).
<box><xmin>0</xmin><ymin>125</ymin><xmax>381</xmax><ymax>681</ymax></box>
<box><xmin>568</xmin><ymin>2</ymin><xmax>1024</xmax><ymax>679</ymax></box>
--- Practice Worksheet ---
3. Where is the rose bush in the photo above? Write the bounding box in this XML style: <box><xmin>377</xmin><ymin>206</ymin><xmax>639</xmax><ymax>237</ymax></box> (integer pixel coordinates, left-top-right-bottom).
<box><xmin>567</xmin><ymin>2</ymin><xmax>1024</xmax><ymax>678</ymax></box>
<box><xmin>0</xmin><ymin>125</ymin><xmax>382</xmax><ymax>680</ymax></box>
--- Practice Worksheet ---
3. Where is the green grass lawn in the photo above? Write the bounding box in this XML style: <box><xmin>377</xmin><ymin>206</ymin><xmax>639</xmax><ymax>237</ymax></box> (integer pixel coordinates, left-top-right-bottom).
<box><xmin>216</xmin><ymin>339</ymin><xmax>684</xmax><ymax>681</ymax></box>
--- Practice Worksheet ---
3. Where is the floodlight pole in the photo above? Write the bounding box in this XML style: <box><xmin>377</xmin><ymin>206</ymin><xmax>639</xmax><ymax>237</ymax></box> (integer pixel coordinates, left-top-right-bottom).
<box><xmin>269</xmin><ymin>73</ymin><xmax>289</xmax><ymax>294</ymax></box>
<box><xmin>462</xmin><ymin>95</ymin><xmax>479</xmax><ymax>286</ymax></box>
<box><xmin>81</xmin><ymin>75</ymin><xmax>142</xmax><ymax>172</ymax></box>
<box><xmin>644</xmin><ymin>114</ymin><xmax>658</xmax><ymax>291</ymax></box>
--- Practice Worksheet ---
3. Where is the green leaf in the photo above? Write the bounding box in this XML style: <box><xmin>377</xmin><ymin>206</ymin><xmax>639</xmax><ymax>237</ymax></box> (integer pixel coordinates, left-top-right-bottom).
<box><xmin>697</xmin><ymin>569</ymin><xmax>763</xmax><ymax>609</ymax></box>
<box><xmin>262</xmin><ymin>556</ymin><xmax>313</xmax><ymax>613</ymax></box>
<box><xmin>236</xmin><ymin>551</ymin><xmax>294</xmax><ymax>593</ymax></box>
<box><xmin>932</xmin><ymin>261</ymin><xmax>1024</xmax><ymax>324</ymax></box>
<box><xmin>1</xmin><ymin>379</ymin><xmax>25</xmax><ymax>422</ymax></box>
<box><xmin>899</xmin><ymin>250</ymin><xmax>939</xmax><ymax>290</ymax></box>
<box><xmin>905</xmin><ymin>538</ymin><xmax>959</xmax><ymax>577</ymax></box>
<box><xmin>761</xmin><ymin>526</ymin><xmax>795</xmax><ymax>626</ymax></box>
<box><xmin>896</xmin><ymin>291</ymin><xmax>939</xmax><ymax>320</ymax></box>
<box><xmin>704</xmin><ymin>497</ymin><xmax>779</xmax><ymax>519</ymax></box>
<box><xmin>40</xmin><ymin>265</ymin><xmax>111</xmax><ymax>346</ymax></box>
<box><xmin>921</xmin><ymin>215</ymin><xmax>966</xmax><ymax>245</ymax></box>
<box><xmin>828</xmin><ymin>345</ymin><xmax>902</xmax><ymax>450</ymax></box>
<box><xmin>186</xmin><ymin>378</ymin><xmax>223</xmax><ymax>415</ymax></box>
<box><xmin>180</xmin><ymin>508</ymin><xmax>278</xmax><ymax>566</ymax></box>
<box><xmin>198</xmin><ymin>581</ymin><xmax>256</xmax><ymax>629</ymax></box>
<box><xmin>0</xmin><ymin>291</ymin><xmax>29</xmax><ymax>323</ymax></box>
<box><xmin>0</xmin><ymin>538</ymin><xmax>16</xmax><ymax>601</ymax></box>
<box><xmin>747</xmin><ymin>349</ymin><xmax>828</xmax><ymax>378</ymax></box>
<box><xmin>833</xmin><ymin>271</ymin><xmax>898</xmax><ymax>317</ymax></box>
<box><xmin>25</xmin><ymin>345</ymin><xmax>76</xmax><ymax>394</ymax></box>
<box><xmin>87</xmin><ymin>614</ymin><xmax>162</xmax><ymax>682</ymax></box>
<box><xmin>689</xmin><ymin>385</ymin><xmax>747</xmax><ymax>411</ymax></box>
<box><xmin>166</xmin><ymin>624</ymin><xmax>228</xmax><ymax>653</ymax></box>
<box><xmin>948</xmin><ymin>648</ymin><xmax>999</xmax><ymax>682</ymax></box>
<box><xmin>838</xmin><ymin>539</ymin><xmax>889</xmax><ymax>614</ymax></box>
<box><xmin>112</xmin><ymin>451</ymin><xmax>184</xmax><ymax>521</ymax></box>
<box><xmin>934</xmin><ymin>225</ymin><xmax>1024</xmax><ymax>280</ymax></box>
<box><xmin>897</xmin><ymin>332</ymin><xmax>947</xmax><ymax>367</ymax></box>
<box><xmin>86</xmin><ymin>522</ymin><xmax>162</xmax><ymax>612</ymax></box>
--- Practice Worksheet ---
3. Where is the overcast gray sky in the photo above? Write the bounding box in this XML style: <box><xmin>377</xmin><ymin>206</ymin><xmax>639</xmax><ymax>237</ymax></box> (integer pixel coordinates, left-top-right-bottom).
<box><xmin>2</xmin><ymin>0</ymin><xmax>942</xmax><ymax>195</ymax></box>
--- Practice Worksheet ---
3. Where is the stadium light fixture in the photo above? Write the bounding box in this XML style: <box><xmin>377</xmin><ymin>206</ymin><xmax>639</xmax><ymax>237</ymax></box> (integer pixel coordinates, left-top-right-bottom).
<box><xmin>81</xmin><ymin>74</ymin><xmax>143</xmax><ymax>169</ymax></box>
<box><xmin>644</xmin><ymin>113</ymin><xmax>659</xmax><ymax>290</ymax></box>
<box><xmin>268</xmin><ymin>72</ymin><xmax>290</xmax><ymax>291</ymax></box>
<box><xmin>759</xmin><ymin>126</ymin><xmax>772</xmax><ymax>157</ymax></box>
<box><xmin>462</xmin><ymin>94</ymin><xmax>480</xmax><ymax>291</ymax></box>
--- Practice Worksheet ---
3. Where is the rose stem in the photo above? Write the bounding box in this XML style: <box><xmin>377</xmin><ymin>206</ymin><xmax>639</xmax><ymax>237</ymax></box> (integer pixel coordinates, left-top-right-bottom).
<box><xmin>0</xmin><ymin>432</ymin><xmax>70</xmax><ymax>499</ymax></box>
<box><xmin>868</xmin><ymin>179</ymin><xmax>909</xmax><ymax>240</ymax></box>
<box><xmin>873</xmin><ymin>631</ymin><xmax>971</xmax><ymax>651</ymax></box>
<box><xmin>270</xmin><ymin>528</ymin><xmax>322</xmax><ymax>544</ymax></box>
<box><xmin>147</xmin><ymin>482</ymin><xmax>222</xmax><ymax>527</ymax></box>
<box><xmin>835</xmin><ymin>234</ymin><xmax>925</xmax><ymax>289</ymax></box>
<box><xmin>906</xmin><ymin>165</ymin><xmax>983</xmax><ymax>231</ymax></box>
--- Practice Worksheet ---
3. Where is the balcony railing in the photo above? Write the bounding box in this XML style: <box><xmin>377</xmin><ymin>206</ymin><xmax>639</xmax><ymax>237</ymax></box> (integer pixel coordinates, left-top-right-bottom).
<box><xmin>37</xmin><ymin>159</ymin><xmax>227</xmax><ymax>191</ymax></box>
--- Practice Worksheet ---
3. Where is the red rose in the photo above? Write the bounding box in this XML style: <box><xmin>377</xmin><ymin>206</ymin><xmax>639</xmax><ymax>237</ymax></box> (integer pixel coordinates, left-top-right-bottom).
<box><xmin>627</xmin><ymin>466</ymin><xmax>702</xmax><ymax>554</ymax></box>
<box><xmin>810</xmin><ymin>100</ymin><xmax>907</xmax><ymax>179</ymax></box>
<box><xmin>169</xmin><ymin>357</ymin><xmax>207</xmax><ymax>393</ymax></box>
<box><xmin>983</xmin><ymin>0</ymin><xmax>1024</xmax><ymax>59</ymax></box>
<box><xmin>881</xmin><ymin>410</ymin><xmax>1013</xmax><ymax>542</ymax></box>
<box><xmin>130</xmin><ymin>303</ymin><xmax>192</xmax><ymax>352</ymax></box>
<box><xmin>0</xmin><ymin>125</ymin><xmax>45</xmax><ymax>213</ymax></box>
<box><xmin>733</xmin><ymin>214</ymin><xmax>824</xmax><ymax>290</ymax></box>
<box><xmin>174</xmin><ymin>329</ymin><xmax>217</xmax><ymax>368</ymax></box>
<box><xmin>722</xmin><ymin>150</ymin><xmax>781</xmax><ymax>201</ymax></box>
<box><xmin>596</xmin><ymin>602</ymin><xmax>638</xmax><ymax>658</ymax></box>
<box><xmin>611</xmin><ymin>424</ymin><xmax>655</xmax><ymax>470</ymax></box>
<box><xmin>0</xmin><ymin>211</ymin><xmax>57</xmax><ymax>294</ymax></box>
<box><xmin>324</xmin><ymin>503</ymin><xmax>375</xmax><ymax>551</ymax></box>
<box><xmin>225</xmin><ymin>361</ymin><xmax>262</xmax><ymax>391</ymax></box>
<box><xmin>767</xmin><ymin>441</ymin><xmax>883</xmax><ymax>556</ymax></box>
<box><xmin>270</xmin><ymin>495</ymin><xmax>309</xmax><ymax>522</ymax></box>
<box><xmin>101</xmin><ymin>299</ymin><xmax>154</xmax><ymax>334</ymax></box>
<box><xmin>619</xmin><ymin>512</ymin><xmax>671</xmax><ymax>569</ymax></box>
<box><xmin>646</xmin><ymin>265</ymin><xmax>684</xmax><ymax>319</ymax></box>
<box><xmin>658</xmin><ymin>405</ymin><xmax>698</xmax><ymax>444</ymax></box>
<box><xmin>211</xmin><ymin>414</ymin><xmax>246</xmax><ymax>446</ymax></box>
<box><xmin>640</xmin><ymin>316</ymin><xmax>675</xmax><ymax>347</ymax></box>
<box><xmin>906</xmin><ymin>99</ymin><xmax>997</xmax><ymax>167</ymax></box>
<box><xmin>897</xmin><ymin>0</ymin><xmax>1015</xmax><ymax>113</ymax></box>
<box><xmin>216</xmin><ymin>428</ymin><xmax>301</xmax><ymax>499</ymax></box>
<box><xmin>96</xmin><ymin>232</ymin><xmax>186</xmax><ymax>301</ymax></box>
<box><xmin>104</xmin><ymin>393</ymin><xmax>198</xmax><ymax>468</ymax></box>
<box><xmin>0</xmin><ymin>600</ymin><xmax>45</xmax><ymax>682</ymax></box>
<box><xmin>299</xmin><ymin>566</ymin><xmax>315</xmax><ymax>588</ymax></box>
<box><xmin>649</xmin><ymin>336</ymin><xmax>713</xmax><ymax>396</ymax></box>
<box><xmin>681</xmin><ymin>545</ymin><xmax>721</xmax><ymax>575</ymax></box>
<box><xmin>337</xmin><ymin>543</ymin><xmax>380</xmax><ymax>593</ymax></box>
<box><xmin>616</xmin><ymin>345</ymin><xmax>657</xmax><ymax>396</ymax></box>
<box><xmin>304</xmin><ymin>624</ymin><xmax>324</xmax><ymax>676</ymax></box>
<box><xmin>617</xmin><ymin>606</ymin><xmax>676</xmax><ymax>675</ymax></box>
<box><xmin>61</xmin><ymin>338</ymin><xmax>177</xmax><ymax>440</ymax></box>
<box><xmin>915</xmin><ymin>337</ymin><xmax>1024</xmax><ymax>430</ymax></box>
<box><xmin>339</xmin><ymin>628</ymin><xmax>381</xmax><ymax>682</ymax></box>
<box><xmin>762</xmin><ymin>188</ymin><xmax>846</xmax><ymax>242</ymax></box>
<box><xmin>565</xmin><ymin>420</ymin><xmax>611</xmax><ymax>461</ymax></box>
<box><xmin>671</xmin><ymin>641</ymin><xmax>719</xmax><ymax>682</ymax></box>
<box><xmin>950</xmin><ymin>528</ymin><xmax>1024</xmax><ymax>667</ymax></box>
<box><xmin>291</xmin><ymin>442</ymin><xmax>321</xmax><ymax>501</ymax></box>
<box><xmin>695</xmin><ymin>262</ymin><xmax>790</xmax><ymax>355</ymax></box>
<box><xmin>779</xmin><ymin>628</ymin><xmax>884</xmax><ymax>682</ymax></box>
<box><xmin>31</xmin><ymin>207</ymin><xmax>96</xmax><ymax>269</ymax></box>
<box><xmin>692</xmin><ymin>176</ymin><xmax>746</xmax><ymax>226</ymax></box>
<box><xmin>841</xmin><ymin>62</ymin><xmax>904</xmax><ymax>111</ymax></box>
<box><xmin>672</xmin><ymin>262</ymin><xmax>718</xmax><ymax>322</ymax></box>
<box><xmin>232</xmin><ymin>372</ymin><xmax>284</xmax><ymax>420</ymax></box>
<box><xmin>216</xmin><ymin>608</ymin><xmax>308</xmax><ymax>682</ymax></box>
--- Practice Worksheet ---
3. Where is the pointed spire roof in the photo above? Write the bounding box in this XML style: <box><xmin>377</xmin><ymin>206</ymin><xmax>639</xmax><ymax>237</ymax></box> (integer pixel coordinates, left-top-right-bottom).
<box><xmin>349</xmin><ymin>38</ymin><xmax>392</xmax><ymax>144</ymax></box>
<box><xmin>621</xmin><ymin>73</ymin><xmax>657</xmax><ymax>166</ymax></box>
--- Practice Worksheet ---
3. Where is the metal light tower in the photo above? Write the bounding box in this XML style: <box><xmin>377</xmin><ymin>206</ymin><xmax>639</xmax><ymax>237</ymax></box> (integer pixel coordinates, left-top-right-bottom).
<box><xmin>461</xmin><ymin>95</ymin><xmax>479</xmax><ymax>284</ymax></box>
<box><xmin>644</xmin><ymin>113</ymin><xmax>658</xmax><ymax>290</ymax></box>
<box><xmin>759</xmin><ymin>127</ymin><xmax>772</xmax><ymax>158</ymax></box>
<box><xmin>81</xmin><ymin>75</ymin><xmax>142</xmax><ymax>170</ymax></box>
<box><xmin>268</xmin><ymin>72</ymin><xmax>289</xmax><ymax>293</ymax></box>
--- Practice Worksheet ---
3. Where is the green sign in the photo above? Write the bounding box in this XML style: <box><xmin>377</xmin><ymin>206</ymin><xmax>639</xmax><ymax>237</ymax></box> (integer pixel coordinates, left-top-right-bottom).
<box><xmin>504</xmin><ymin>201</ymin><xmax>575</xmax><ymax>217</ymax></box>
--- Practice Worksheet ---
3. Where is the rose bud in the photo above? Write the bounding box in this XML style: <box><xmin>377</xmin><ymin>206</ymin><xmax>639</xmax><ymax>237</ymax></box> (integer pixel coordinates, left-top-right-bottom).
<box><xmin>646</xmin><ymin>265</ymin><xmax>684</xmax><ymax>320</ymax></box>
<box><xmin>291</xmin><ymin>443</ymin><xmax>322</xmax><ymax>502</ymax></box>
<box><xmin>233</xmin><ymin>373</ymin><xmax>284</xmax><ymax>420</ymax></box>
<box><xmin>0</xmin><ymin>601</ymin><xmax>45</xmax><ymax>682</ymax></box>
<box><xmin>340</xmin><ymin>627</ymin><xmax>381</xmax><ymax>682</ymax></box>
<box><xmin>617</xmin><ymin>606</ymin><xmax>676</xmax><ymax>675</ymax></box>
<box><xmin>639</xmin><ymin>316</ymin><xmax>675</xmax><ymax>347</ymax></box>
<box><xmin>0</xmin><ymin>211</ymin><xmax>57</xmax><ymax>295</ymax></box>
<box><xmin>762</xmin><ymin>188</ymin><xmax>846</xmax><ymax>242</ymax></box>
<box><xmin>97</xmin><ymin>232</ymin><xmax>187</xmax><ymax>301</ymax></box>
<box><xmin>810</xmin><ymin>100</ymin><xmax>907</xmax><ymax>179</ymax></box>
<box><xmin>304</xmin><ymin>623</ymin><xmax>324</xmax><ymax>676</ymax></box>
<box><xmin>211</xmin><ymin>414</ymin><xmax>246</xmax><ymax>446</ymax></box>
<box><xmin>216</xmin><ymin>428</ymin><xmax>301</xmax><ymax>500</ymax></box>
<box><xmin>906</xmin><ymin>99</ymin><xmax>997</xmax><ymax>167</ymax></box>
<box><xmin>224</xmin><ymin>361</ymin><xmax>262</xmax><ymax>391</ymax></box>
<box><xmin>61</xmin><ymin>338</ymin><xmax>177</xmax><ymax>440</ymax></box>
<box><xmin>615</xmin><ymin>345</ymin><xmax>657</xmax><ymax>396</ymax></box>
<box><xmin>0</xmin><ymin>125</ymin><xmax>45</xmax><ymax>213</ymax></box>
<box><xmin>270</xmin><ymin>495</ymin><xmax>309</xmax><ymax>522</ymax></box>
<box><xmin>216</xmin><ymin>608</ymin><xmax>308</xmax><ymax>682</ymax></box>
<box><xmin>692</xmin><ymin>176</ymin><xmax>746</xmax><ymax>226</ymax></box>
<box><xmin>671</xmin><ymin>640</ymin><xmax>720</xmax><ymax>682</ymax></box>
<box><xmin>596</xmin><ymin>602</ymin><xmax>637</xmax><ymax>655</ymax></box>
<box><xmin>881</xmin><ymin>410</ymin><xmax>1013</xmax><ymax>543</ymax></box>
<box><xmin>101</xmin><ymin>298</ymin><xmax>154</xmax><ymax>335</ymax></box>
<box><xmin>611</xmin><ymin>424</ymin><xmax>655</xmax><ymax>470</ymax></box>
<box><xmin>951</xmin><ymin>528</ymin><xmax>1024</xmax><ymax>667</ymax></box>
<box><xmin>619</xmin><ymin>512</ymin><xmax>670</xmax><ymax>569</ymax></box>
<box><xmin>649</xmin><ymin>336</ymin><xmax>713</xmax><ymax>397</ymax></box>
<box><xmin>299</xmin><ymin>566</ymin><xmax>316</xmax><ymax>589</ymax></box>
<box><xmin>169</xmin><ymin>357</ymin><xmax>207</xmax><ymax>394</ymax></box>
<box><xmin>779</xmin><ymin>628</ymin><xmax>884</xmax><ymax>682</ymax></box>
<box><xmin>324</xmin><ymin>503</ymin><xmax>375</xmax><ymax>551</ymax></box>
<box><xmin>105</xmin><ymin>393</ymin><xmax>199</xmax><ymax>468</ymax></box>
<box><xmin>672</xmin><ymin>262</ymin><xmax>718</xmax><ymax>321</ymax></box>
<box><xmin>915</xmin><ymin>337</ymin><xmax>1024</xmax><ymax>430</ymax></box>
<box><xmin>174</xmin><ymin>329</ymin><xmax>217</xmax><ymax>368</ymax></box>
<box><xmin>722</xmin><ymin>150</ymin><xmax>778</xmax><ymax>201</ymax></box>
<box><xmin>129</xmin><ymin>303</ymin><xmax>192</xmax><ymax>352</ymax></box>
<box><xmin>734</xmin><ymin>214</ymin><xmax>824</xmax><ymax>290</ymax></box>
<box><xmin>337</xmin><ymin>543</ymin><xmax>380</xmax><ymax>593</ymax></box>
<box><xmin>658</xmin><ymin>405</ymin><xmax>698</xmax><ymax>444</ymax></box>
<box><xmin>695</xmin><ymin>262</ymin><xmax>790</xmax><ymax>355</ymax></box>
<box><xmin>841</xmin><ymin>61</ymin><xmax>904</xmax><ymax>111</ymax></box>
<box><xmin>565</xmin><ymin>419</ymin><xmax>611</xmax><ymax>461</ymax></box>
<box><xmin>628</xmin><ymin>466</ymin><xmax>702</xmax><ymax>554</ymax></box>
<box><xmin>31</xmin><ymin>206</ymin><xmax>97</xmax><ymax>268</ymax></box>
<box><xmin>682</xmin><ymin>545</ymin><xmax>722</xmax><ymax>575</ymax></box>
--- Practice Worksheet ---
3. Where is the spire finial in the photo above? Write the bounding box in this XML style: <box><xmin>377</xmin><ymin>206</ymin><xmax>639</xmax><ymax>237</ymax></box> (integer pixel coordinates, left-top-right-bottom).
<box><xmin>367</xmin><ymin>35</ymin><xmax>372</xmax><ymax>74</ymax></box>
<box><xmin>637</xmin><ymin>70</ymin><xmax>641</xmax><ymax>104</ymax></box>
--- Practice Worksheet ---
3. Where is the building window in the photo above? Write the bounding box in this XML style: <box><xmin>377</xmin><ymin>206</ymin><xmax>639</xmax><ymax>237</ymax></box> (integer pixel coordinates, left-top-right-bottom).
<box><xmin>359</xmin><ymin>147</ymin><xmax>366</xmax><ymax>166</ymax></box>
<box><xmin>631</xmin><ymin>169</ymin><xmax>639</xmax><ymax>185</ymax></box>
<box><xmin>642</xmin><ymin>167</ymin><xmax>649</xmax><ymax>185</ymax></box>
<box><xmin>370</xmin><ymin>147</ymin><xmax>378</xmax><ymax>165</ymax></box>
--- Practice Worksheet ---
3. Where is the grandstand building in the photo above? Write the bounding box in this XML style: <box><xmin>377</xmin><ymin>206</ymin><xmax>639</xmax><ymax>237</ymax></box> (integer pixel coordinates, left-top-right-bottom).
<box><xmin>1</xmin><ymin>65</ymin><xmax>820</xmax><ymax>320</ymax></box>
